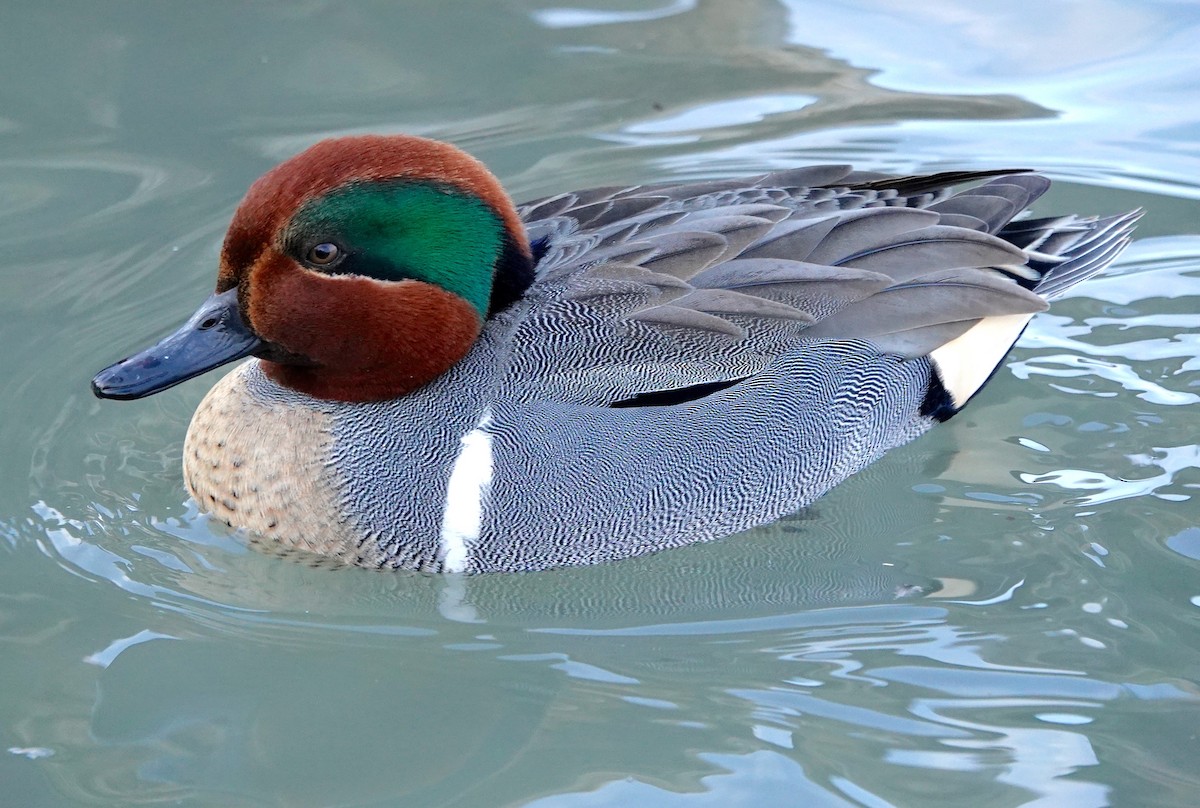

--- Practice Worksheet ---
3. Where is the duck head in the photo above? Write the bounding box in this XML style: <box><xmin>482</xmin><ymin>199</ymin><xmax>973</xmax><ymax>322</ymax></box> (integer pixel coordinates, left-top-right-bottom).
<box><xmin>92</xmin><ymin>135</ymin><xmax>534</xmax><ymax>402</ymax></box>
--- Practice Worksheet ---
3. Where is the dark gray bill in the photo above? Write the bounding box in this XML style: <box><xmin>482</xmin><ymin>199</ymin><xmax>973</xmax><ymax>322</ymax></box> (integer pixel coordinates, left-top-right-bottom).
<box><xmin>91</xmin><ymin>288</ymin><xmax>263</xmax><ymax>400</ymax></box>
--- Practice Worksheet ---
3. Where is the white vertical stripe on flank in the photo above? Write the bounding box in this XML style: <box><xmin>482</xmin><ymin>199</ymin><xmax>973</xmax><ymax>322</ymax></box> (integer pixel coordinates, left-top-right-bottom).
<box><xmin>439</xmin><ymin>409</ymin><xmax>494</xmax><ymax>573</ymax></box>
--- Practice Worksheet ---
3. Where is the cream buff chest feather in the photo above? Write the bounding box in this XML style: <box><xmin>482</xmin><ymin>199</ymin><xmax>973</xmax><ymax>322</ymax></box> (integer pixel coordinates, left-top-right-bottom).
<box><xmin>93</xmin><ymin>135</ymin><xmax>1141</xmax><ymax>572</ymax></box>
<box><xmin>182</xmin><ymin>365</ymin><xmax>361</xmax><ymax>562</ymax></box>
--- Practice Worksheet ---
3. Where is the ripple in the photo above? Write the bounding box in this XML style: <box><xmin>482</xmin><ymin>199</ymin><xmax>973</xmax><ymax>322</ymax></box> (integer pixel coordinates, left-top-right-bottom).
<box><xmin>532</xmin><ymin>0</ymin><xmax>697</xmax><ymax>29</ymax></box>
<box><xmin>0</xmin><ymin>155</ymin><xmax>209</xmax><ymax>245</ymax></box>
<box><xmin>608</xmin><ymin>95</ymin><xmax>818</xmax><ymax>146</ymax></box>
<box><xmin>1020</xmin><ymin>444</ymin><xmax>1200</xmax><ymax>506</ymax></box>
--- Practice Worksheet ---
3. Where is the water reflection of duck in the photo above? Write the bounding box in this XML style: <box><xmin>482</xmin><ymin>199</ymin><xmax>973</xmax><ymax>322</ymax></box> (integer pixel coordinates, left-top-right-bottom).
<box><xmin>92</xmin><ymin>135</ymin><xmax>1140</xmax><ymax>572</ymax></box>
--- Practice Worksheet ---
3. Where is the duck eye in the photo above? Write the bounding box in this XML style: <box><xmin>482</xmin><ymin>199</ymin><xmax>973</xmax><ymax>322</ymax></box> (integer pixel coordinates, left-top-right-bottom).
<box><xmin>306</xmin><ymin>242</ymin><xmax>341</xmax><ymax>266</ymax></box>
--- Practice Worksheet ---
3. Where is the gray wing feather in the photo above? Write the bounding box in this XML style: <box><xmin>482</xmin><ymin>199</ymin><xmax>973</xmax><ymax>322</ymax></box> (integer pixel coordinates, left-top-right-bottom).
<box><xmin>627</xmin><ymin>305</ymin><xmax>745</xmax><ymax>337</ymax></box>
<box><xmin>934</xmin><ymin>213</ymin><xmax>989</xmax><ymax>231</ymax></box>
<box><xmin>1031</xmin><ymin>210</ymin><xmax>1142</xmax><ymax>298</ymax></box>
<box><xmin>584</xmin><ymin>262</ymin><xmax>692</xmax><ymax>290</ymax></box>
<box><xmin>927</xmin><ymin>194</ymin><xmax>1017</xmax><ymax>233</ymax></box>
<box><xmin>682</xmin><ymin>203</ymin><xmax>793</xmax><ymax>223</ymax></box>
<box><xmin>507</xmin><ymin>167</ymin><xmax>1140</xmax><ymax>404</ymax></box>
<box><xmin>563</xmin><ymin>195</ymin><xmax>669</xmax><ymax>229</ymax></box>
<box><xmin>739</xmin><ymin>216</ymin><xmax>843</xmax><ymax>261</ymax></box>
<box><xmin>639</xmin><ymin>231</ymin><xmax>732</xmax><ymax>278</ymax></box>
<box><xmin>651</xmin><ymin>215</ymin><xmax>777</xmax><ymax>265</ymax></box>
<box><xmin>691</xmin><ymin>259</ymin><xmax>892</xmax><ymax>306</ymax></box>
<box><xmin>867</xmin><ymin>320</ymin><xmax>979</xmax><ymax>357</ymax></box>
<box><xmin>801</xmin><ymin>208</ymin><xmax>940</xmax><ymax>265</ymax></box>
<box><xmin>670</xmin><ymin>289</ymin><xmax>817</xmax><ymax>322</ymax></box>
<box><xmin>801</xmin><ymin>268</ymin><xmax>1048</xmax><ymax>343</ymax></box>
<box><xmin>833</xmin><ymin>226</ymin><xmax>1028</xmax><ymax>278</ymax></box>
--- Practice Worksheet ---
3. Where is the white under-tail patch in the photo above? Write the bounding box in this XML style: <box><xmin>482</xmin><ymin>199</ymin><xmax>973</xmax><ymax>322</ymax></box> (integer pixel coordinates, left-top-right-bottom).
<box><xmin>439</xmin><ymin>409</ymin><xmax>494</xmax><ymax>573</ymax></box>
<box><xmin>930</xmin><ymin>313</ymin><xmax>1035</xmax><ymax>408</ymax></box>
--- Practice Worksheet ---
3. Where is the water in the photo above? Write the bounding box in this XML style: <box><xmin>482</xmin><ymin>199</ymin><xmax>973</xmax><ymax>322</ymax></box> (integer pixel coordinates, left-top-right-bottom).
<box><xmin>3</xmin><ymin>1</ymin><xmax>1200</xmax><ymax>805</ymax></box>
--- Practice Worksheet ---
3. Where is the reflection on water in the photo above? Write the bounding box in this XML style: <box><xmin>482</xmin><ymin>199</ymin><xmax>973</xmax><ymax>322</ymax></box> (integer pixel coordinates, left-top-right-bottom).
<box><xmin>533</xmin><ymin>0</ymin><xmax>698</xmax><ymax>29</ymax></box>
<box><xmin>3</xmin><ymin>0</ymin><xmax>1200</xmax><ymax>805</ymax></box>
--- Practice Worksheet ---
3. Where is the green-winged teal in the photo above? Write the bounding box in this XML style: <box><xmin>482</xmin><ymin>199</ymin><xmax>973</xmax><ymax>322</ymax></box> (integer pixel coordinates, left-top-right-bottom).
<box><xmin>93</xmin><ymin>135</ymin><xmax>1141</xmax><ymax>572</ymax></box>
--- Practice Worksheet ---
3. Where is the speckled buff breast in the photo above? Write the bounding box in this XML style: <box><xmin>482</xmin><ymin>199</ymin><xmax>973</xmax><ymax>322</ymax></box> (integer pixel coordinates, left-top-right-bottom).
<box><xmin>92</xmin><ymin>134</ymin><xmax>1141</xmax><ymax>572</ymax></box>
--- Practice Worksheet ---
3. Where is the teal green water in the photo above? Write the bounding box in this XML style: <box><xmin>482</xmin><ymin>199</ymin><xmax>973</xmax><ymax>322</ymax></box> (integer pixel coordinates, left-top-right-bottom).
<box><xmin>4</xmin><ymin>2</ymin><xmax>1200</xmax><ymax>805</ymax></box>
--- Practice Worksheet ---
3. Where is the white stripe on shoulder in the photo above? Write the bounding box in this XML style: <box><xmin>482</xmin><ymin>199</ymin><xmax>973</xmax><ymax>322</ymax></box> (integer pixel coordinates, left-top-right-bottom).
<box><xmin>929</xmin><ymin>313</ymin><xmax>1034</xmax><ymax>407</ymax></box>
<box><xmin>439</xmin><ymin>408</ymin><xmax>495</xmax><ymax>573</ymax></box>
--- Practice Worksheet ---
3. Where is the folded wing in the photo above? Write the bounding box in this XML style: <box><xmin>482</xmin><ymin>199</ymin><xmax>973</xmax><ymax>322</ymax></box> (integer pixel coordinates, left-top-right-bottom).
<box><xmin>508</xmin><ymin>168</ymin><xmax>1140</xmax><ymax>410</ymax></box>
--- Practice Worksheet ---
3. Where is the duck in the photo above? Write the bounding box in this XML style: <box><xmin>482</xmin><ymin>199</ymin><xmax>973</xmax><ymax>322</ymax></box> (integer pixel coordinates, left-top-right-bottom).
<box><xmin>91</xmin><ymin>134</ymin><xmax>1141</xmax><ymax>573</ymax></box>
